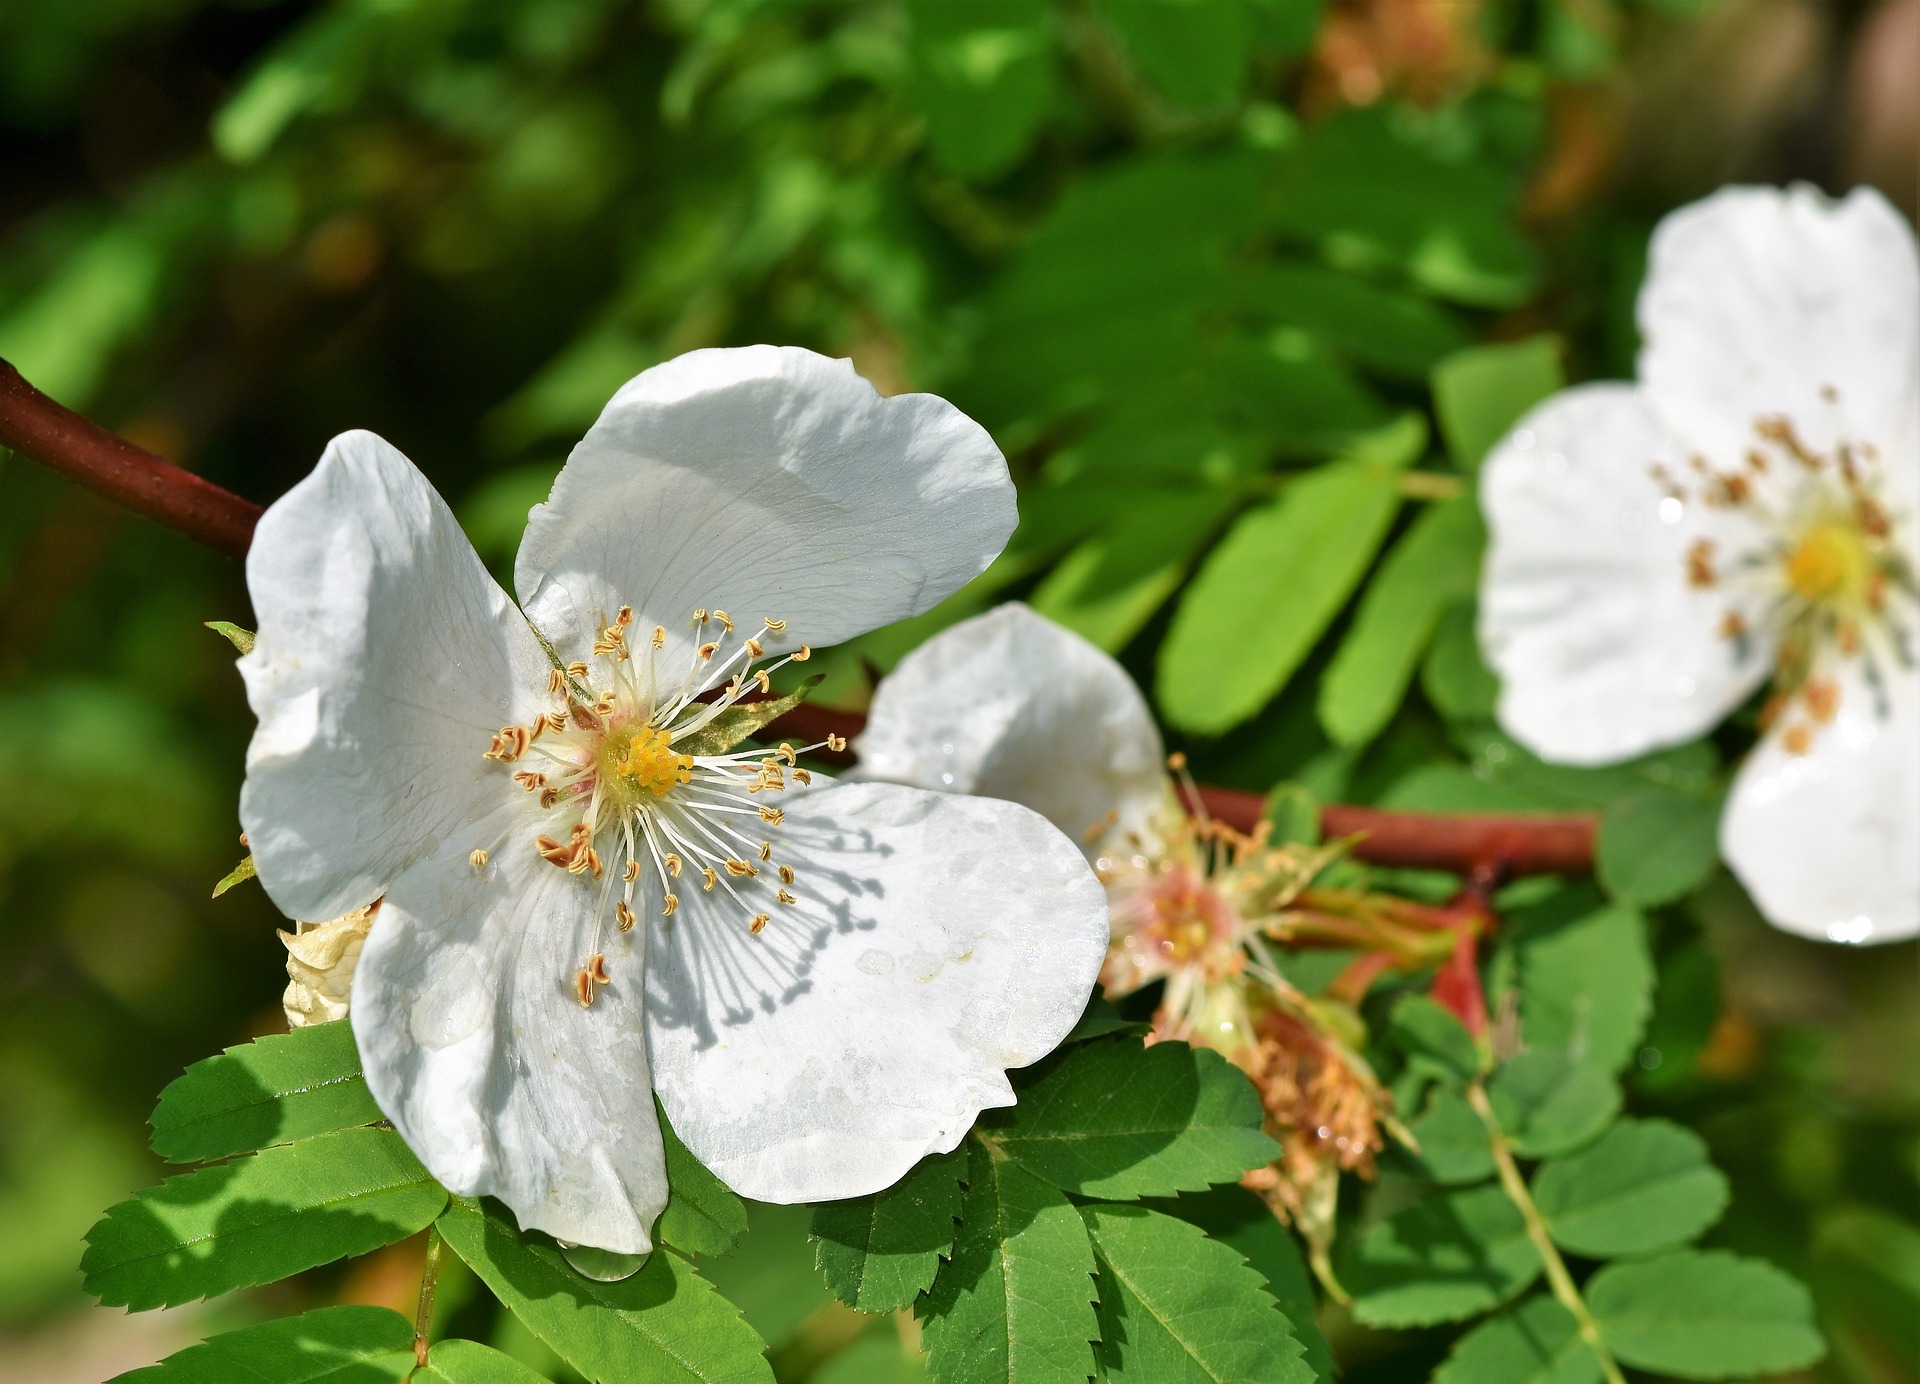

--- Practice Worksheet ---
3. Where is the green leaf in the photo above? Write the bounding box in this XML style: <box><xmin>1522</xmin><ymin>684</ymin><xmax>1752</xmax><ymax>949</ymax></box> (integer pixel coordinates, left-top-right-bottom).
<box><xmin>1083</xmin><ymin>1202</ymin><xmax>1313</xmax><ymax>1383</ymax></box>
<box><xmin>1405</xmin><ymin>1086</ymin><xmax>1495</xmax><ymax>1186</ymax></box>
<box><xmin>1431</xmin><ymin>1295</ymin><xmax>1604</xmax><ymax>1384</ymax></box>
<box><xmin>1431</xmin><ymin>335</ymin><xmax>1565</xmax><ymax>471</ymax></box>
<box><xmin>1587</xmin><ymin>1250</ymin><xmax>1826</xmax><ymax>1379</ymax></box>
<box><xmin>1343</xmin><ymin>1184</ymin><xmax>1542</xmax><ymax>1328</ymax></box>
<box><xmin>1390</xmin><ymin>993</ymin><xmax>1483</xmax><ymax>1086</ymax></box>
<box><xmin>1319</xmin><ymin>496</ymin><xmax>1484</xmax><ymax>747</ymax></box>
<box><xmin>1273</xmin><ymin>109</ymin><xmax>1539</xmax><ymax>307</ymax></box>
<box><xmin>1531</xmin><ymin>1119</ymin><xmax>1728</xmax><ymax>1258</ymax></box>
<box><xmin>1150</xmin><ymin>1185</ymin><xmax>1336</xmax><ymax>1382</ymax></box>
<box><xmin>416</xmin><ymin>1338</ymin><xmax>556</xmax><ymax>1384</ymax></box>
<box><xmin>211</xmin><ymin>853</ymin><xmax>258</xmax><ymax>898</ymax></box>
<box><xmin>1248</xmin><ymin>261</ymin><xmax>1466</xmax><ymax>380</ymax></box>
<box><xmin>1029</xmin><ymin>488</ymin><xmax>1235</xmax><ymax>652</ymax></box>
<box><xmin>1094</xmin><ymin>0</ymin><xmax>1252</xmax><ymax>110</ymax></box>
<box><xmin>1487</xmin><ymin>1049</ymin><xmax>1620</xmax><ymax>1159</ymax></box>
<box><xmin>1518</xmin><ymin>904</ymin><xmax>1653</xmax><ymax>1075</ymax></box>
<box><xmin>1812</xmin><ymin>1205</ymin><xmax>1920</xmax><ymax>1366</ymax></box>
<box><xmin>83</xmin><ymin>1127</ymin><xmax>446</xmax><ymax>1310</ymax></box>
<box><xmin>984</xmin><ymin>1037</ymin><xmax>1278</xmax><ymax>1198</ymax></box>
<box><xmin>672</xmin><ymin>675</ymin><xmax>824</xmax><ymax>758</ymax></box>
<box><xmin>812</xmin><ymin>1146</ymin><xmax>964</xmax><ymax>1313</ymax></box>
<box><xmin>1062</xmin><ymin>993</ymin><xmax>1137</xmax><ymax>1045</ymax></box>
<box><xmin>1159</xmin><ymin>417</ymin><xmax>1422</xmax><ymax>734</ymax></box>
<box><xmin>658</xmin><ymin>1106</ymin><xmax>748</xmax><ymax>1259</ymax></box>
<box><xmin>1421</xmin><ymin>599</ymin><xmax>1499</xmax><ymax>721</ymax></box>
<box><xmin>109</xmin><ymin>1305</ymin><xmax>415</xmax><ymax>1383</ymax></box>
<box><xmin>150</xmin><ymin>1021</ymin><xmax>382</xmax><ymax>1164</ymax></box>
<box><xmin>203</xmin><ymin>620</ymin><xmax>256</xmax><ymax>654</ymax></box>
<box><xmin>908</xmin><ymin>0</ymin><xmax>1054</xmax><ymax>181</ymax></box>
<box><xmin>920</xmin><ymin>1141</ymin><xmax>1097</xmax><ymax>1384</ymax></box>
<box><xmin>436</xmin><ymin>1196</ymin><xmax>773</xmax><ymax>1384</ymax></box>
<box><xmin>1595</xmin><ymin>787</ymin><xmax>1722</xmax><ymax>907</ymax></box>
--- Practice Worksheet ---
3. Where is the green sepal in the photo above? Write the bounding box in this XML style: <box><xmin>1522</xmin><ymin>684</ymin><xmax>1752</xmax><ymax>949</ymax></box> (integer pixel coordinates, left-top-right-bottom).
<box><xmin>674</xmin><ymin>674</ymin><xmax>825</xmax><ymax>758</ymax></box>
<box><xmin>205</xmin><ymin>620</ymin><xmax>256</xmax><ymax>654</ymax></box>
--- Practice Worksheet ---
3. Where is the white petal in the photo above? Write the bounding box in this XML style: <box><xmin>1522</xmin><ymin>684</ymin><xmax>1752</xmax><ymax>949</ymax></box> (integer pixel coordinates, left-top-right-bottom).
<box><xmin>1721</xmin><ymin>655</ymin><xmax>1920</xmax><ymax>944</ymax></box>
<box><xmin>853</xmin><ymin>602</ymin><xmax>1169</xmax><ymax>855</ymax></box>
<box><xmin>1478</xmin><ymin>384</ymin><xmax>1772</xmax><ymax>765</ymax></box>
<box><xmin>514</xmin><ymin>346</ymin><xmax>1015</xmax><ymax>664</ymax></box>
<box><xmin>1640</xmin><ymin>184</ymin><xmax>1920</xmax><ymax>467</ymax></box>
<box><xmin>352</xmin><ymin>830</ymin><xmax>669</xmax><ymax>1252</ymax></box>
<box><xmin>241</xmin><ymin>432</ymin><xmax>552</xmax><ymax>920</ymax></box>
<box><xmin>645</xmin><ymin>782</ymin><xmax>1108</xmax><ymax>1202</ymax></box>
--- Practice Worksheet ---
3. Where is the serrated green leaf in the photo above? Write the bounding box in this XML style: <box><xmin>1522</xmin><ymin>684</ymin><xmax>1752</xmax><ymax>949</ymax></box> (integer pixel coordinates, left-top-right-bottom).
<box><xmin>83</xmin><ymin>1127</ymin><xmax>446</xmax><ymax>1310</ymax></box>
<box><xmin>1431</xmin><ymin>1295</ymin><xmax>1604</xmax><ymax>1384</ymax></box>
<box><xmin>1596</xmin><ymin>788</ymin><xmax>1722</xmax><ymax>907</ymax></box>
<box><xmin>1587</xmin><ymin>1250</ymin><xmax>1826</xmax><ymax>1379</ymax></box>
<box><xmin>416</xmin><ymin>1338</ymin><xmax>555</xmax><ymax>1384</ymax></box>
<box><xmin>1084</xmin><ymin>1202</ymin><xmax>1313</xmax><ymax>1383</ymax></box>
<box><xmin>919</xmin><ymin>1140</ymin><xmax>1096</xmax><ymax>1384</ymax></box>
<box><xmin>212</xmin><ymin>853</ymin><xmax>257</xmax><ymax>898</ymax></box>
<box><xmin>1487</xmin><ymin>1049</ymin><xmax>1620</xmax><ymax>1159</ymax></box>
<box><xmin>1518</xmin><ymin>904</ymin><xmax>1652</xmax><ymax>1076</ymax></box>
<box><xmin>150</xmin><ymin>1021</ymin><xmax>382</xmax><ymax>1164</ymax></box>
<box><xmin>1342</xmin><ymin>1184</ymin><xmax>1542</xmax><ymax>1328</ymax></box>
<box><xmin>1319</xmin><ymin>496</ymin><xmax>1484</xmax><ymax>747</ymax></box>
<box><xmin>436</xmin><ymin>1196</ymin><xmax>772</xmax><ymax>1384</ymax></box>
<box><xmin>1431</xmin><ymin>335</ymin><xmax>1564</xmax><ymax>471</ymax></box>
<box><xmin>812</xmin><ymin>1146</ymin><xmax>964</xmax><ymax>1313</ymax></box>
<box><xmin>204</xmin><ymin>620</ymin><xmax>256</xmax><ymax>654</ymax></box>
<box><xmin>1149</xmin><ymin>1185</ymin><xmax>1335</xmax><ymax>1382</ymax></box>
<box><xmin>1094</xmin><ymin>0</ymin><xmax>1252</xmax><ymax>109</ymax></box>
<box><xmin>1531</xmin><ymin>1119</ymin><xmax>1728</xmax><ymax>1258</ymax></box>
<box><xmin>672</xmin><ymin>675</ymin><xmax>824</xmax><ymax>758</ymax></box>
<box><xmin>659</xmin><ymin>1105</ymin><xmax>748</xmax><ymax>1259</ymax></box>
<box><xmin>908</xmin><ymin>0</ymin><xmax>1054</xmax><ymax>181</ymax></box>
<box><xmin>984</xmin><ymin>1037</ymin><xmax>1278</xmax><ymax>1198</ymax></box>
<box><xmin>1390</xmin><ymin>994</ymin><xmax>1482</xmax><ymax>1086</ymax></box>
<box><xmin>1158</xmin><ymin>416</ymin><xmax>1422</xmax><ymax>734</ymax></box>
<box><xmin>109</xmin><ymin>1305</ymin><xmax>414</xmax><ymax>1383</ymax></box>
<box><xmin>1405</xmin><ymin>1086</ymin><xmax>1495</xmax><ymax>1186</ymax></box>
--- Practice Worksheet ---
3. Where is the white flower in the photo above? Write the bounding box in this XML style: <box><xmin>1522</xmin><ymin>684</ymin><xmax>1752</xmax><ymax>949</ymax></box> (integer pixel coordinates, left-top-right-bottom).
<box><xmin>1478</xmin><ymin>185</ymin><xmax>1919</xmax><ymax>944</ymax></box>
<box><xmin>238</xmin><ymin>347</ymin><xmax>1109</xmax><ymax>1254</ymax></box>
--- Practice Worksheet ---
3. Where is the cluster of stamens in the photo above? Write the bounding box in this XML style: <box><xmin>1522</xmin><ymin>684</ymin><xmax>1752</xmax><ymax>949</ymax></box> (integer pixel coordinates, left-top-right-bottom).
<box><xmin>1650</xmin><ymin>396</ymin><xmax>1915</xmax><ymax>754</ymax></box>
<box><xmin>473</xmin><ymin>604</ymin><xmax>844</xmax><ymax>1006</ymax></box>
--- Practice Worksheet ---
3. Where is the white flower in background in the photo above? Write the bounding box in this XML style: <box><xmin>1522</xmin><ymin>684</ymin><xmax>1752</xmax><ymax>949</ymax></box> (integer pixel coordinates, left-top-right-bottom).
<box><xmin>856</xmin><ymin>602</ymin><xmax>1390</xmax><ymax>1256</ymax></box>
<box><xmin>1479</xmin><ymin>186</ymin><xmax>1919</xmax><ymax>944</ymax></box>
<box><xmin>239</xmin><ymin>347</ymin><xmax>1109</xmax><ymax>1254</ymax></box>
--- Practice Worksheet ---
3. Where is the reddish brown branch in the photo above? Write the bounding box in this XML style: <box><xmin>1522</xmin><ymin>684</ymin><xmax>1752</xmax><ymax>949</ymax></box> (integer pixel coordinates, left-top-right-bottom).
<box><xmin>0</xmin><ymin>359</ymin><xmax>262</xmax><ymax>559</ymax></box>
<box><xmin>3</xmin><ymin>360</ymin><xmax>1596</xmax><ymax>880</ymax></box>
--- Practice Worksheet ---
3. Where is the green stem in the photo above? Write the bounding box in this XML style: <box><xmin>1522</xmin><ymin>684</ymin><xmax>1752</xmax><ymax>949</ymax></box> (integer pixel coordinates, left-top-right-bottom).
<box><xmin>1466</xmin><ymin>1080</ymin><xmax>1627</xmax><ymax>1384</ymax></box>
<box><xmin>414</xmin><ymin>1224</ymin><xmax>444</xmax><ymax>1368</ymax></box>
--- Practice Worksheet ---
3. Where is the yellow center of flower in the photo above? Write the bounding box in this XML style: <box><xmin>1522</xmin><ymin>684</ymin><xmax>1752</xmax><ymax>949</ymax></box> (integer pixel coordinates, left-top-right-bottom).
<box><xmin>605</xmin><ymin>725</ymin><xmax>692</xmax><ymax>801</ymax></box>
<box><xmin>1784</xmin><ymin>516</ymin><xmax>1872</xmax><ymax>608</ymax></box>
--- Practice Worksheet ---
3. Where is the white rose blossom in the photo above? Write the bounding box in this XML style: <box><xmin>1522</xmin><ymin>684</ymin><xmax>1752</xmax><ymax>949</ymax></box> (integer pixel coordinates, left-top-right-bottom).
<box><xmin>1478</xmin><ymin>185</ymin><xmax>1918</xmax><ymax>944</ymax></box>
<box><xmin>238</xmin><ymin>346</ymin><xmax>1109</xmax><ymax>1254</ymax></box>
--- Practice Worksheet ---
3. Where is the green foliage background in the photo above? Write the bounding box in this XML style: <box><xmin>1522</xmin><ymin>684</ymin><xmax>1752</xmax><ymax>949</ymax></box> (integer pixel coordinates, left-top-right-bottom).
<box><xmin>0</xmin><ymin>0</ymin><xmax>1915</xmax><ymax>1380</ymax></box>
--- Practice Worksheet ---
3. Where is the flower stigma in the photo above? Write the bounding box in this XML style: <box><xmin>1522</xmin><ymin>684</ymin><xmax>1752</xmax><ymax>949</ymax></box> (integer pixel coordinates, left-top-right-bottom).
<box><xmin>477</xmin><ymin>604</ymin><xmax>835</xmax><ymax>1005</ymax></box>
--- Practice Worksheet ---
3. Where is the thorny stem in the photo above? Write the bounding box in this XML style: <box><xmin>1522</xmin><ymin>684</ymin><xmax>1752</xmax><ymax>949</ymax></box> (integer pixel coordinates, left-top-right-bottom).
<box><xmin>414</xmin><ymin>1224</ymin><xmax>444</xmax><ymax>1368</ymax></box>
<box><xmin>1465</xmin><ymin>1080</ymin><xmax>1628</xmax><ymax>1384</ymax></box>
<box><xmin>0</xmin><ymin>357</ymin><xmax>1599</xmax><ymax>878</ymax></box>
